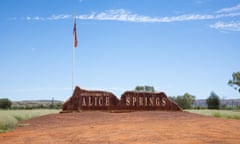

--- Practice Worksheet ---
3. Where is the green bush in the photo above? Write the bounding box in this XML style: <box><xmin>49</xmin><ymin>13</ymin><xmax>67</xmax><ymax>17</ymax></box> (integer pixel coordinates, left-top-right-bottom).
<box><xmin>206</xmin><ymin>92</ymin><xmax>220</xmax><ymax>109</ymax></box>
<box><xmin>171</xmin><ymin>93</ymin><xmax>195</xmax><ymax>109</ymax></box>
<box><xmin>0</xmin><ymin>99</ymin><xmax>12</xmax><ymax>109</ymax></box>
<box><xmin>213</xmin><ymin>112</ymin><xmax>221</xmax><ymax>117</ymax></box>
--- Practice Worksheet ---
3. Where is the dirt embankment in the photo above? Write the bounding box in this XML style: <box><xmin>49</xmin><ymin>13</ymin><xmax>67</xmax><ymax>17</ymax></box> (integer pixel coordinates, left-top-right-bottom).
<box><xmin>0</xmin><ymin>111</ymin><xmax>239</xmax><ymax>144</ymax></box>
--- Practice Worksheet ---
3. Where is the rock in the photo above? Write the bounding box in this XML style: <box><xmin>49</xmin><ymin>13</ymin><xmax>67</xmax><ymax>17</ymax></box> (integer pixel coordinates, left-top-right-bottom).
<box><xmin>62</xmin><ymin>86</ymin><xmax>181</xmax><ymax>112</ymax></box>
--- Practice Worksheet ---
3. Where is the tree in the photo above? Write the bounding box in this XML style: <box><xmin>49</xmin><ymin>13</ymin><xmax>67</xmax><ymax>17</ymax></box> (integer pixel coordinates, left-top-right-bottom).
<box><xmin>171</xmin><ymin>93</ymin><xmax>195</xmax><ymax>109</ymax></box>
<box><xmin>145</xmin><ymin>86</ymin><xmax>155</xmax><ymax>92</ymax></box>
<box><xmin>135</xmin><ymin>85</ymin><xmax>155</xmax><ymax>92</ymax></box>
<box><xmin>0</xmin><ymin>98</ymin><xmax>12</xmax><ymax>109</ymax></box>
<box><xmin>135</xmin><ymin>86</ymin><xmax>144</xmax><ymax>91</ymax></box>
<box><xmin>206</xmin><ymin>92</ymin><xmax>220</xmax><ymax>109</ymax></box>
<box><xmin>228</xmin><ymin>72</ymin><xmax>240</xmax><ymax>93</ymax></box>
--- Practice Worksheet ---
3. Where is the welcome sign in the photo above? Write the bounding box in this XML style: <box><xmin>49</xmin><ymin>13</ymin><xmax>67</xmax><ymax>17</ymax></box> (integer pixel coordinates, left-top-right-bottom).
<box><xmin>62</xmin><ymin>86</ymin><xmax>181</xmax><ymax>112</ymax></box>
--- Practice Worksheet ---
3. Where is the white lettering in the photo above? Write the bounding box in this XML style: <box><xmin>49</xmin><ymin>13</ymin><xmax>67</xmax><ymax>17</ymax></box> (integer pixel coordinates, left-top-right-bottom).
<box><xmin>149</xmin><ymin>97</ymin><xmax>154</xmax><ymax>106</ymax></box>
<box><xmin>94</xmin><ymin>97</ymin><xmax>98</xmax><ymax>106</ymax></box>
<box><xmin>99</xmin><ymin>97</ymin><xmax>103</xmax><ymax>106</ymax></box>
<box><xmin>132</xmin><ymin>96</ymin><xmax>137</xmax><ymax>106</ymax></box>
<box><xmin>126</xmin><ymin>96</ymin><xmax>131</xmax><ymax>106</ymax></box>
<box><xmin>82</xmin><ymin>97</ymin><xmax>86</xmax><ymax>106</ymax></box>
<box><xmin>156</xmin><ymin>97</ymin><xmax>160</xmax><ymax>106</ymax></box>
<box><xmin>88</xmin><ymin>97</ymin><xmax>93</xmax><ymax>106</ymax></box>
<box><xmin>139</xmin><ymin>97</ymin><xmax>143</xmax><ymax>106</ymax></box>
<box><xmin>105</xmin><ymin>97</ymin><xmax>110</xmax><ymax>106</ymax></box>
<box><xmin>145</xmin><ymin>97</ymin><xmax>148</xmax><ymax>106</ymax></box>
<box><xmin>161</xmin><ymin>98</ymin><xmax>167</xmax><ymax>107</ymax></box>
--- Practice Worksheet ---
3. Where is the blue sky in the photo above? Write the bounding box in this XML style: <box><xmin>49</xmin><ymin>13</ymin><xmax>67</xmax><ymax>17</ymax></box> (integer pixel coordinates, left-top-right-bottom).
<box><xmin>0</xmin><ymin>0</ymin><xmax>240</xmax><ymax>101</ymax></box>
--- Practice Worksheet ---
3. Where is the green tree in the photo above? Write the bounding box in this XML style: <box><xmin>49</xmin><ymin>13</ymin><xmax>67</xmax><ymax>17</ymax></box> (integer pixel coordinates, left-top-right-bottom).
<box><xmin>135</xmin><ymin>86</ymin><xmax>144</xmax><ymax>91</ymax></box>
<box><xmin>144</xmin><ymin>86</ymin><xmax>155</xmax><ymax>92</ymax></box>
<box><xmin>0</xmin><ymin>98</ymin><xmax>12</xmax><ymax>109</ymax></box>
<box><xmin>206</xmin><ymin>92</ymin><xmax>220</xmax><ymax>109</ymax></box>
<box><xmin>135</xmin><ymin>85</ymin><xmax>155</xmax><ymax>92</ymax></box>
<box><xmin>228</xmin><ymin>72</ymin><xmax>240</xmax><ymax>93</ymax></box>
<box><xmin>171</xmin><ymin>93</ymin><xmax>195</xmax><ymax>109</ymax></box>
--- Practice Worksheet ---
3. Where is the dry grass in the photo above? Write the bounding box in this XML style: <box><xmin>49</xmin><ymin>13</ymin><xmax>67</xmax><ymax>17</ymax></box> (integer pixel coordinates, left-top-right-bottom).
<box><xmin>0</xmin><ymin>109</ymin><xmax>60</xmax><ymax>132</ymax></box>
<box><xmin>186</xmin><ymin>109</ymin><xmax>240</xmax><ymax>119</ymax></box>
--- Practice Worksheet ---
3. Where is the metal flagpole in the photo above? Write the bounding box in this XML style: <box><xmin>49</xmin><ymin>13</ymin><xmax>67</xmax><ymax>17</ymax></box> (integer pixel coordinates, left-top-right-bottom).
<box><xmin>72</xmin><ymin>16</ymin><xmax>77</xmax><ymax>91</ymax></box>
<box><xmin>72</xmin><ymin>36</ymin><xmax>75</xmax><ymax>91</ymax></box>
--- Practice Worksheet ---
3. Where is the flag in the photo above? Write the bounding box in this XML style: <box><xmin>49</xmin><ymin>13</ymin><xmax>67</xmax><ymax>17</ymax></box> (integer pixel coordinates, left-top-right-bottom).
<box><xmin>73</xmin><ymin>17</ymin><xmax>78</xmax><ymax>48</ymax></box>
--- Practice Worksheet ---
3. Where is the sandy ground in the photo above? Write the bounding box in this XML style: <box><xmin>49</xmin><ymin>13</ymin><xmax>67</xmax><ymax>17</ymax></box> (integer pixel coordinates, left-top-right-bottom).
<box><xmin>0</xmin><ymin>111</ymin><xmax>239</xmax><ymax>144</ymax></box>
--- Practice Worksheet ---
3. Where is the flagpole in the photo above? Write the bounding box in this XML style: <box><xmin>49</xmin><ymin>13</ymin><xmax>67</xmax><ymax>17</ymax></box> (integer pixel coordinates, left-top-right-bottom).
<box><xmin>72</xmin><ymin>37</ymin><xmax>75</xmax><ymax>91</ymax></box>
<box><xmin>72</xmin><ymin>16</ymin><xmax>76</xmax><ymax>91</ymax></box>
<box><xmin>72</xmin><ymin>15</ymin><xmax>78</xmax><ymax>91</ymax></box>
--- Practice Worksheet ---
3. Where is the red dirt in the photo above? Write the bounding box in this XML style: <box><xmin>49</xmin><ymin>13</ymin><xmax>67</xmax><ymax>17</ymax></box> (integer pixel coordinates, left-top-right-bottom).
<box><xmin>0</xmin><ymin>111</ymin><xmax>239</xmax><ymax>144</ymax></box>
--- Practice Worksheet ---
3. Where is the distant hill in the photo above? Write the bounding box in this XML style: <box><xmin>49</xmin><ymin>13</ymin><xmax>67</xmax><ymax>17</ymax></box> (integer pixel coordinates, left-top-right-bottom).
<box><xmin>11</xmin><ymin>100</ymin><xmax>63</xmax><ymax>109</ymax></box>
<box><xmin>193</xmin><ymin>99</ymin><xmax>240</xmax><ymax>107</ymax></box>
<box><xmin>13</xmin><ymin>100</ymin><xmax>63</xmax><ymax>103</ymax></box>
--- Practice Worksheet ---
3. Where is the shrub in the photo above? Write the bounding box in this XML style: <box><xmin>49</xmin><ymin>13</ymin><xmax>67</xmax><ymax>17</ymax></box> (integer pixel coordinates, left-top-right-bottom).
<box><xmin>0</xmin><ymin>99</ymin><xmax>12</xmax><ymax>109</ymax></box>
<box><xmin>171</xmin><ymin>93</ymin><xmax>195</xmax><ymax>109</ymax></box>
<box><xmin>206</xmin><ymin>92</ymin><xmax>220</xmax><ymax>109</ymax></box>
<box><xmin>212</xmin><ymin>112</ymin><xmax>221</xmax><ymax>117</ymax></box>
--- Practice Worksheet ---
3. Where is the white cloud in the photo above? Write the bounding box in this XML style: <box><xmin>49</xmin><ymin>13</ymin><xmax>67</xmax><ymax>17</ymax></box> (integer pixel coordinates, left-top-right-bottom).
<box><xmin>23</xmin><ymin>14</ymin><xmax>71</xmax><ymax>21</ymax></box>
<box><xmin>25</xmin><ymin>16</ymin><xmax>45</xmax><ymax>21</ymax></box>
<box><xmin>77</xmin><ymin>8</ymin><xmax>240</xmax><ymax>32</ymax></box>
<box><xmin>77</xmin><ymin>9</ymin><xmax>240</xmax><ymax>23</ymax></box>
<box><xmin>47</xmin><ymin>14</ymin><xmax>71</xmax><ymax>20</ymax></box>
<box><xmin>158</xmin><ymin>14</ymin><xmax>214</xmax><ymax>22</ymax></box>
<box><xmin>210</xmin><ymin>21</ymin><xmax>240</xmax><ymax>31</ymax></box>
<box><xmin>216</xmin><ymin>12</ymin><xmax>240</xmax><ymax>18</ymax></box>
<box><xmin>12</xmin><ymin>4</ymin><xmax>240</xmax><ymax>33</ymax></box>
<box><xmin>33</xmin><ymin>16</ymin><xmax>45</xmax><ymax>21</ymax></box>
<box><xmin>77</xmin><ymin>9</ymin><xmax>215</xmax><ymax>23</ymax></box>
<box><xmin>26</xmin><ymin>16</ymin><xmax>31</xmax><ymax>20</ymax></box>
<box><xmin>14</xmin><ymin>4</ymin><xmax>240</xmax><ymax>24</ymax></box>
<box><xmin>216</xmin><ymin>4</ymin><xmax>240</xmax><ymax>13</ymax></box>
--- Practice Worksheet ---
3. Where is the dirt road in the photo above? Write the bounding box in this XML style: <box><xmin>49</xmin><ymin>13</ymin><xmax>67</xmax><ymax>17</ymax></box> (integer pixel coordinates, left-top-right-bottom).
<box><xmin>0</xmin><ymin>111</ymin><xmax>239</xmax><ymax>144</ymax></box>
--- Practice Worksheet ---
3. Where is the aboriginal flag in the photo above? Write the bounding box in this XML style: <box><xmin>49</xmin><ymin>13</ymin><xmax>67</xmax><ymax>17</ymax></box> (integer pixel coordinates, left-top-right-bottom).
<box><xmin>73</xmin><ymin>17</ymin><xmax>78</xmax><ymax>48</ymax></box>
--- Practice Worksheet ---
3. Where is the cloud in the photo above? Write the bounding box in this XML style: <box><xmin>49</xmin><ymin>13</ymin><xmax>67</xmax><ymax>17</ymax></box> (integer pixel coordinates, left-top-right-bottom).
<box><xmin>12</xmin><ymin>3</ymin><xmax>240</xmax><ymax>33</ymax></box>
<box><xmin>76</xmin><ymin>9</ymin><xmax>240</xmax><ymax>23</ymax></box>
<box><xmin>17</xmin><ymin>9</ymin><xmax>240</xmax><ymax>26</ymax></box>
<box><xmin>47</xmin><ymin>14</ymin><xmax>71</xmax><ymax>20</ymax></box>
<box><xmin>210</xmin><ymin>21</ymin><xmax>240</xmax><ymax>31</ymax></box>
<box><xmin>77</xmin><ymin>9</ymin><xmax>148</xmax><ymax>22</ymax></box>
<box><xmin>25</xmin><ymin>16</ymin><xmax>45</xmax><ymax>21</ymax></box>
<box><xmin>23</xmin><ymin>14</ymin><xmax>71</xmax><ymax>21</ymax></box>
<box><xmin>76</xmin><ymin>9</ymin><xmax>213</xmax><ymax>23</ymax></box>
<box><xmin>215</xmin><ymin>12</ymin><xmax>240</xmax><ymax>18</ymax></box>
<box><xmin>216</xmin><ymin>4</ymin><xmax>240</xmax><ymax>13</ymax></box>
<box><xmin>211</xmin><ymin>4</ymin><xmax>240</xmax><ymax>32</ymax></box>
<box><xmin>75</xmin><ymin>4</ymin><xmax>240</xmax><ymax>23</ymax></box>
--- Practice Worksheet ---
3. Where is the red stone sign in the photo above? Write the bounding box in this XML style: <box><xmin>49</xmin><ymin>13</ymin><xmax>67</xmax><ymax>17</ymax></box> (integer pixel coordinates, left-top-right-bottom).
<box><xmin>120</xmin><ymin>91</ymin><xmax>180</xmax><ymax>110</ymax></box>
<box><xmin>62</xmin><ymin>86</ymin><xmax>181</xmax><ymax>112</ymax></box>
<box><xmin>62</xmin><ymin>86</ymin><xmax>119</xmax><ymax>111</ymax></box>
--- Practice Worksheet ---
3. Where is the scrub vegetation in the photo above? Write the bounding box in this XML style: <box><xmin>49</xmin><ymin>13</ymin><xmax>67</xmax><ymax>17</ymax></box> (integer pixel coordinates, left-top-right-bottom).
<box><xmin>0</xmin><ymin>109</ymin><xmax>60</xmax><ymax>132</ymax></box>
<box><xmin>187</xmin><ymin>109</ymin><xmax>240</xmax><ymax>120</ymax></box>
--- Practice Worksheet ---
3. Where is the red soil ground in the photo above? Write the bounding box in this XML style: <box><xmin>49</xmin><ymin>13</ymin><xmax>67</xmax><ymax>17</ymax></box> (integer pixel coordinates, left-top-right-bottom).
<box><xmin>0</xmin><ymin>111</ymin><xmax>239</xmax><ymax>144</ymax></box>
